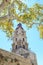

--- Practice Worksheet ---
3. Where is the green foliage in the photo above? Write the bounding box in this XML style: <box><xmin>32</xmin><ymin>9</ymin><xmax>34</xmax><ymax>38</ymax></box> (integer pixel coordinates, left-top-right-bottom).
<box><xmin>0</xmin><ymin>0</ymin><xmax>43</xmax><ymax>39</ymax></box>
<box><xmin>37</xmin><ymin>24</ymin><xmax>43</xmax><ymax>39</ymax></box>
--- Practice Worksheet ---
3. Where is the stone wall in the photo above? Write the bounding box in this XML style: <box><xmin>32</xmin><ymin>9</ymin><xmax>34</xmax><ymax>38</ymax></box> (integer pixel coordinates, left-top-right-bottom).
<box><xmin>0</xmin><ymin>49</ymin><xmax>32</xmax><ymax>65</ymax></box>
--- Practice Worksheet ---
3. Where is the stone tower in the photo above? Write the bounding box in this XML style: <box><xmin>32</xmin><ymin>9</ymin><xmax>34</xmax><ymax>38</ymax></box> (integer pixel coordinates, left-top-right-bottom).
<box><xmin>12</xmin><ymin>23</ymin><xmax>37</xmax><ymax>65</ymax></box>
<box><xmin>12</xmin><ymin>23</ymin><xmax>28</xmax><ymax>52</ymax></box>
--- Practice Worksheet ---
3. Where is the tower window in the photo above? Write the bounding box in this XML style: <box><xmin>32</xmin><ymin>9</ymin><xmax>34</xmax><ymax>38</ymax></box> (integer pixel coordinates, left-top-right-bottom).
<box><xmin>23</xmin><ymin>45</ymin><xmax>25</xmax><ymax>49</ymax></box>
<box><xmin>16</xmin><ymin>45</ymin><xmax>17</xmax><ymax>49</ymax></box>
<box><xmin>16</xmin><ymin>38</ymin><xmax>17</xmax><ymax>41</ymax></box>
<box><xmin>23</xmin><ymin>38</ymin><xmax>24</xmax><ymax>41</ymax></box>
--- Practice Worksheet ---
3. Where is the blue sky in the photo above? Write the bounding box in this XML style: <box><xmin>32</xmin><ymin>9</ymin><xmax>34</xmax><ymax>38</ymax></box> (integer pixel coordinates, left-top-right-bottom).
<box><xmin>0</xmin><ymin>0</ymin><xmax>43</xmax><ymax>65</ymax></box>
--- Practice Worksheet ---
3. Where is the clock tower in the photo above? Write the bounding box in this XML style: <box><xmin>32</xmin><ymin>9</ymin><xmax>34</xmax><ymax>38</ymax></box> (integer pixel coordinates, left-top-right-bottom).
<box><xmin>12</xmin><ymin>23</ymin><xmax>37</xmax><ymax>65</ymax></box>
<box><xmin>12</xmin><ymin>23</ymin><xmax>28</xmax><ymax>52</ymax></box>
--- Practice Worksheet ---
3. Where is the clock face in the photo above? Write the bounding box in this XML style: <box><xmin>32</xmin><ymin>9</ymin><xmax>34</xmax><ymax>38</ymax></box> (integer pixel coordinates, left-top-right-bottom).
<box><xmin>0</xmin><ymin>0</ymin><xmax>3</xmax><ymax>5</ymax></box>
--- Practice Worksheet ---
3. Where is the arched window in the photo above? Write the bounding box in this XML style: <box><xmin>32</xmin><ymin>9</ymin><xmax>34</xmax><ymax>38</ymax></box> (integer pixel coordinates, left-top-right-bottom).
<box><xmin>23</xmin><ymin>45</ymin><xmax>25</xmax><ymax>49</ymax></box>
<box><xmin>23</xmin><ymin>38</ymin><xmax>24</xmax><ymax>41</ymax></box>
<box><xmin>16</xmin><ymin>38</ymin><xmax>17</xmax><ymax>41</ymax></box>
<box><xmin>16</xmin><ymin>45</ymin><xmax>17</xmax><ymax>49</ymax></box>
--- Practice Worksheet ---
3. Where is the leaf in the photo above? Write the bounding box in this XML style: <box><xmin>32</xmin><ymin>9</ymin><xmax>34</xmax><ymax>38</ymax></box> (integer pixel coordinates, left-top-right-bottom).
<box><xmin>37</xmin><ymin>25</ymin><xmax>43</xmax><ymax>39</ymax></box>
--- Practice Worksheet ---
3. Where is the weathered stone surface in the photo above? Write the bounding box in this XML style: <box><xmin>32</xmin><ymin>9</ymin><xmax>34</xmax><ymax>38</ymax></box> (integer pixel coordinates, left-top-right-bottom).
<box><xmin>0</xmin><ymin>49</ymin><xmax>32</xmax><ymax>65</ymax></box>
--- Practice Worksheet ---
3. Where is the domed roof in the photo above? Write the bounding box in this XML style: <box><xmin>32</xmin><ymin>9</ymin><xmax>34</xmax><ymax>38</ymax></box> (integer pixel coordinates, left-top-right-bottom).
<box><xmin>16</xmin><ymin>23</ymin><xmax>23</xmax><ymax>30</ymax></box>
<box><xmin>18</xmin><ymin>23</ymin><xmax>22</xmax><ymax>27</ymax></box>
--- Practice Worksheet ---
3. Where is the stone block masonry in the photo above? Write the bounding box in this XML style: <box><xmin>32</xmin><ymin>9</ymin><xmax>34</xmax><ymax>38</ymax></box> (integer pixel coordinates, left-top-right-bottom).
<box><xmin>0</xmin><ymin>49</ymin><xmax>31</xmax><ymax>65</ymax></box>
